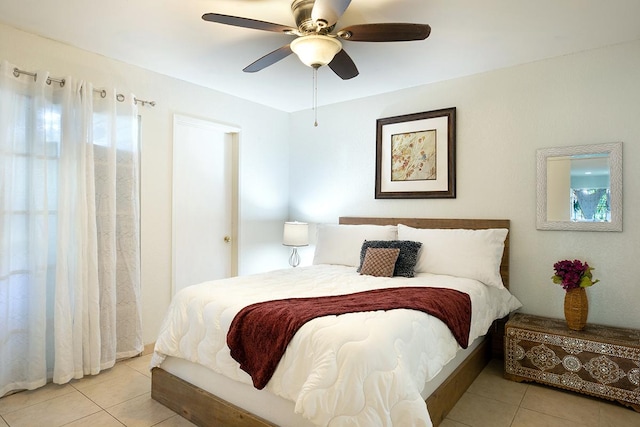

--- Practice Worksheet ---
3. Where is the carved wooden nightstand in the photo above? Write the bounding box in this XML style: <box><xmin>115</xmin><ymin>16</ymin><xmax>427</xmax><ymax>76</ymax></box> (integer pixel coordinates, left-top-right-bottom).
<box><xmin>504</xmin><ymin>313</ymin><xmax>640</xmax><ymax>411</ymax></box>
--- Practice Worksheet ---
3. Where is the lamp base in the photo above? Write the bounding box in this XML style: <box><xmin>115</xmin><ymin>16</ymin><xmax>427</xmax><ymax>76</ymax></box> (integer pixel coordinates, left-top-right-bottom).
<box><xmin>289</xmin><ymin>247</ymin><xmax>301</xmax><ymax>267</ymax></box>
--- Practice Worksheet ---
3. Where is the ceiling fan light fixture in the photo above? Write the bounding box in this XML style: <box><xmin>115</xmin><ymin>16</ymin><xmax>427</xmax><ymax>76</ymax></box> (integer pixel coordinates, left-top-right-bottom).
<box><xmin>290</xmin><ymin>35</ymin><xmax>342</xmax><ymax>68</ymax></box>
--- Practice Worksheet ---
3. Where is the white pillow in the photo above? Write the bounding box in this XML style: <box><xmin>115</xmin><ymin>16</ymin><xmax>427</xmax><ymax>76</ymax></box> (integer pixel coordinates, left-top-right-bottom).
<box><xmin>313</xmin><ymin>224</ymin><xmax>398</xmax><ymax>267</ymax></box>
<box><xmin>397</xmin><ymin>224</ymin><xmax>508</xmax><ymax>289</ymax></box>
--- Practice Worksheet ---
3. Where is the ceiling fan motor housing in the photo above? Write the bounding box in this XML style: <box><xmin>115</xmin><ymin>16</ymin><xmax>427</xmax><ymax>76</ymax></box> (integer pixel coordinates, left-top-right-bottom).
<box><xmin>292</xmin><ymin>0</ymin><xmax>335</xmax><ymax>33</ymax></box>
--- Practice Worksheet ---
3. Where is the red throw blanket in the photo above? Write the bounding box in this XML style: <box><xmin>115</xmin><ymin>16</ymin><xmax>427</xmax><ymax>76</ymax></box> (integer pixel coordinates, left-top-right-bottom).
<box><xmin>227</xmin><ymin>287</ymin><xmax>472</xmax><ymax>389</ymax></box>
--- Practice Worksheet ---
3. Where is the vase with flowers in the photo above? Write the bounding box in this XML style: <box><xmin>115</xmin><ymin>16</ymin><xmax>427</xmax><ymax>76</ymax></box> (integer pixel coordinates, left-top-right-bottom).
<box><xmin>552</xmin><ymin>259</ymin><xmax>599</xmax><ymax>331</ymax></box>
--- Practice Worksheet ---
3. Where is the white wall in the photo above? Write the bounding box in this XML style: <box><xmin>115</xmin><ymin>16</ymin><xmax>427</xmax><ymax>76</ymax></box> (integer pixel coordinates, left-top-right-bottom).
<box><xmin>0</xmin><ymin>23</ymin><xmax>291</xmax><ymax>344</ymax></box>
<box><xmin>289</xmin><ymin>40</ymin><xmax>640</xmax><ymax>330</ymax></box>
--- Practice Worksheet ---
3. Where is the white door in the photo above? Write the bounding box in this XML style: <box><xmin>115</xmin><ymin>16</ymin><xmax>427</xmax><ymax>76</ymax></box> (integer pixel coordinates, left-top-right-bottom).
<box><xmin>172</xmin><ymin>115</ymin><xmax>239</xmax><ymax>296</ymax></box>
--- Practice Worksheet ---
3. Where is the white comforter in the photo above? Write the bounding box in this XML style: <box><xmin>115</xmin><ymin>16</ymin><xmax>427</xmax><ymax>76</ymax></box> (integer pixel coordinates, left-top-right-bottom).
<box><xmin>152</xmin><ymin>265</ymin><xmax>521</xmax><ymax>426</ymax></box>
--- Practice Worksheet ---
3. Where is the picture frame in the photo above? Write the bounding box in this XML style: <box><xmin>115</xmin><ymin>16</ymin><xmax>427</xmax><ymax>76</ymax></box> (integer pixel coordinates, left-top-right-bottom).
<box><xmin>375</xmin><ymin>107</ymin><xmax>456</xmax><ymax>199</ymax></box>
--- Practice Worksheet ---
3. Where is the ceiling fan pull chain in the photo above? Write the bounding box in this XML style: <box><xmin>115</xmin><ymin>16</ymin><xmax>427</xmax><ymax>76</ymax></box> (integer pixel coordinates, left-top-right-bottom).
<box><xmin>313</xmin><ymin>66</ymin><xmax>319</xmax><ymax>127</ymax></box>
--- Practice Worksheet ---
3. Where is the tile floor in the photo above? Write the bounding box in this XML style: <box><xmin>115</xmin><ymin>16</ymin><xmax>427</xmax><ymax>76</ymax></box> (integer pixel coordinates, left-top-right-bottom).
<box><xmin>1</xmin><ymin>357</ymin><xmax>638</xmax><ymax>427</ymax></box>
<box><xmin>0</xmin><ymin>353</ymin><xmax>194</xmax><ymax>427</ymax></box>
<box><xmin>442</xmin><ymin>359</ymin><xmax>640</xmax><ymax>427</ymax></box>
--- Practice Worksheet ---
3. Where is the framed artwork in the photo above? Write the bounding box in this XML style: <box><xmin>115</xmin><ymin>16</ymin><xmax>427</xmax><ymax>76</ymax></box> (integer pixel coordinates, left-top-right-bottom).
<box><xmin>375</xmin><ymin>107</ymin><xmax>456</xmax><ymax>199</ymax></box>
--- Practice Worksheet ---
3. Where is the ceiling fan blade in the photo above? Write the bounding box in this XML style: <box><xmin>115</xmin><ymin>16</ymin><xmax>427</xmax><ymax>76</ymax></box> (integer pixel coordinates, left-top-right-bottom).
<box><xmin>243</xmin><ymin>45</ymin><xmax>293</xmax><ymax>73</ymax></box>
<box><xmin>338</xmin><ymin>23</ymin><xmax>431</xmax><ymax>42</ymax></box>
<box><xmin>311</xmin><ymin>0</ymin><xmax>352</xmax><ymax>28</ymax></box>
<box><xmin>202</xmin><ymin>13</ymin><xmax>296</xmax><ymax>34</ymax></box>
<box><xmin>328</xmin><ymin>49</ymin><xmax>359</xmax><ymax>80</ymax></box>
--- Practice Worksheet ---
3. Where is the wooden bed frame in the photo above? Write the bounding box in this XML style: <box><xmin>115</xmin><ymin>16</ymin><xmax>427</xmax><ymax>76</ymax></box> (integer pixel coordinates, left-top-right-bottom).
<box><xmin>152</xmin><ymin>217</ymin><xmax>510</xmax><ymax>427</ymax></box>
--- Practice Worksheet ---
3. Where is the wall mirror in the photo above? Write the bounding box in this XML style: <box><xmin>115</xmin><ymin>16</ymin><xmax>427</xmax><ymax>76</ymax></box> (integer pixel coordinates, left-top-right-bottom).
<box><xmin>536</xmin><ymin>142</ymin><xmax>622</xmax><ymax>231</ymax></box>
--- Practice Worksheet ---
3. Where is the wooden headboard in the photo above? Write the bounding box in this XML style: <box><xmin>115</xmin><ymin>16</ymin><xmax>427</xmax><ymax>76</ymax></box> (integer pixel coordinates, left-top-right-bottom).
<box><xmin>339</xmin><ymin>217</ymin><xmax>510</xmax><ymax>290</ymax></box>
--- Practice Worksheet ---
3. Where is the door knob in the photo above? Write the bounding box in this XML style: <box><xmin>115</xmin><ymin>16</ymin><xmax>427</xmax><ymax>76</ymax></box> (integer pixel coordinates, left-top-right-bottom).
<box><xmin>224</xmin><ymin>236</ymin><xmax>231</xmax><ymax>243</ymax></box>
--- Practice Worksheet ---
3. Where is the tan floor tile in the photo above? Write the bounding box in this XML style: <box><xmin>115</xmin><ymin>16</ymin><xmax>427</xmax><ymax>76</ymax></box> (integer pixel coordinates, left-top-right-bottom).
<box><xmin>71</xmin><ymin>363</ymin><xmax>138</xmax><ymax>392</ymax></box>
<box><xmin>484</xmin><ymin>358</ymin><xmax>506</xmax><ymax>376</ymax></box>
<box><xmin>142</xmin><ymin>343</ymin><xmax>155</xmax><ymax>356</ymax></box>
<box><xmin>79</xmin><ymin>370</ymin><xmax>151</xmax><ymax>409</ymax></box>
<box><xmin>0</xmin><ymin>416</ymin><xmax>7</xmax><ymax>426</ymax></box>
<box><xmin>467</xmin><ymin>360</ymin><xmax>529</xmax><ymax>406</ymax></box>
<box><xmin>106</xmin><ymin>392</ymin><xmax>176</xmax><ymax>427</ymax></box>
<box><xmin>440</xmin><ymin>418</ymin><xmax>471</xmax><ymax>427</ymax></box>
<box><xmin>154</xmin><ymin>415</ymin><xmax>198</xmax><ymax>427</ymax></box>
<box><xmin>2</xmin><ymin>390</ymin><xmax>100</xmax><ymax>427</ymax></box>
<box><xmin>64</xmin><ymin>410</ymin><xmax>124</xmax><ymax>427</ymax></box>
<box><xmin>0</xmin><ymin>382</ymin><xmax>75</xmax><ymax>415</ymax></box>
<box><xmin>124</xmin><ymin>354</ymin><xmax>153</xmax><ymax>378</ymax></box>
<box><xmin>599</xmin><ymin>401</ymin><xmax>640</xmax><ymax>427</ymax></box>
<box><xmin>512</xmin><ymin>407</ymin><xmax>587</xmax><ymax>427</ymax></box>
<box><xmin>520</xmin><ymin>384</ymin><xmax>600</xmax><ymax>427</ymax></box>
<box><xmin>447</xmin><ymin>392</ymin><xmax>518</xmax><ymax>427</ymax></box>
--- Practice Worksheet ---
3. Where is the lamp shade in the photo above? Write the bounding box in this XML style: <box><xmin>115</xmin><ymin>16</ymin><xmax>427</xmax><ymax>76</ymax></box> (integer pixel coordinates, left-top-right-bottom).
<box><xmin>290</xmin><ymin>35</ymin><xmax>342</xmax><ymax>68</ymax></box>
<box><xmin>283</xmin><ymin>221</ymin><xmax>309</xmax><ymax>247</ymax></box>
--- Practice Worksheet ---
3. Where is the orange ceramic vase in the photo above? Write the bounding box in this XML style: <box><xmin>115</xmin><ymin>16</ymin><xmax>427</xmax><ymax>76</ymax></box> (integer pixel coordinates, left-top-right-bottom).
<box><xmin>564</xmin><ymin>287</ymin><xmax>588</xmax><ymax>331</ymax></box>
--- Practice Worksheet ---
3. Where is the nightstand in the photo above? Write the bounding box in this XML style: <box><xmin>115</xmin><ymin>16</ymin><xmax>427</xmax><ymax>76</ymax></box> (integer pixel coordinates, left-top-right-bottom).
<box><xmin>504</xmin><ymin>313</ymin><xmax>640</xmax><ymax>411</ymax></box>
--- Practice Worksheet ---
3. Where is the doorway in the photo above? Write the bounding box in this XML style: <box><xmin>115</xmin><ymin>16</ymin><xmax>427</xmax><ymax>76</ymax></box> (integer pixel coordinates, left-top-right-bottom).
<box><xmin>172</xmin><ymin>114</ymin><xmax>239</xmax><ymax>296</ymax></box>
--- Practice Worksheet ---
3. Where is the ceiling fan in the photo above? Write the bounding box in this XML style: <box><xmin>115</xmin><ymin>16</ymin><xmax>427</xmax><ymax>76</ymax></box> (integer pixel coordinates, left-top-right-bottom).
<box><xmin>202</xmin><ymin>0</ymin><xmax>432</xmax><ymax>80</ymax></box>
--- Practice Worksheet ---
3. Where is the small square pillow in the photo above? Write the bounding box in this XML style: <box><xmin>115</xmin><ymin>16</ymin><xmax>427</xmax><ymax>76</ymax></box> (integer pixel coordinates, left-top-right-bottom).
<box><xmin>312</xmin><ymin>224</ymin><xmax>397</xmax><ymax>267</ymax></box>
<box><xmin>357</xmin><ymin>240</ymin><xmax>422</xmax><ymax>277</ymax></box>
<box><xmin>359</xmin><ymin>248</ymin><xmax>400</xmax><ymax>277</ymax></box>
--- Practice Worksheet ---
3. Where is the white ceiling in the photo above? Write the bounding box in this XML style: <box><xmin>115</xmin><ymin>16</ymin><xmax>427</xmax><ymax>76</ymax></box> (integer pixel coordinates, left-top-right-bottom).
<box><xmin>1</xmin><ymin>0</ymin><xmax>639</xmax><ymax>112</ymax></box>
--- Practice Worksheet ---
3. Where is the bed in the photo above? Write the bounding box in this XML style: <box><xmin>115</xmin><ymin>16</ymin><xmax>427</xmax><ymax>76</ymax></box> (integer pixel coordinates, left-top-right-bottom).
<box><xmin>151</xmin><ymin>217</ymin><xmax>521</xmax><ymax>426</ymax></box>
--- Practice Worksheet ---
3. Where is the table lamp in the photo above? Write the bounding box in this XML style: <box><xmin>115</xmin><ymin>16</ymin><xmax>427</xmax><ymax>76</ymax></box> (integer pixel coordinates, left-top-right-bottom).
<box><xmin>283</xmin><ymin>221</ymin><xmax>309</xmax><ymax>267</ymax></box>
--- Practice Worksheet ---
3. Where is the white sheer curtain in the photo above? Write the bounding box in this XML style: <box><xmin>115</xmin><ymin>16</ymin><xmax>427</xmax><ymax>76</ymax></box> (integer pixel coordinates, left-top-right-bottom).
<box><xmin>0</xmin><ymin>60</ymin><xmax>142</xmax><ymax>396</ymax></box>
<box><xmin>573</xmin><ymin>188</ymin><xmax>606</xmax><ymax>221</ymax></box>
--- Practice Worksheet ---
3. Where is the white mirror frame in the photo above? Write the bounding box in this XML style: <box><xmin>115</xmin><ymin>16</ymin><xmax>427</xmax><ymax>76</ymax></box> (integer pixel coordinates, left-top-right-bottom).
<box><xmin>536</xmin><ymin>142</ymin><xmax>622</xmax><ymax>231</ymax></box>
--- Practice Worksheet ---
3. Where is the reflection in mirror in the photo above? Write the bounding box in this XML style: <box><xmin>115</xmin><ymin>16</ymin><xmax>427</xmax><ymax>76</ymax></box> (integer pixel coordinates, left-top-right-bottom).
<box><xmin>537</xmin><ymin>142</ymin><xmax>622</xmax><ymax>231</ymax></box>
<box><xmin>546</xmin><ymin>154</ymin><xmax>610</xmax><ymax>222</ymax></box>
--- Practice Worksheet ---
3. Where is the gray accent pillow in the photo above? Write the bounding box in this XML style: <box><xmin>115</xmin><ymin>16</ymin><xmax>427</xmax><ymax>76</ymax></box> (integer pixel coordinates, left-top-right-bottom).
<box><xmin>357</xmin><ymin>240</ymin><xmax>422</xmax><ymax>278</ymax></box>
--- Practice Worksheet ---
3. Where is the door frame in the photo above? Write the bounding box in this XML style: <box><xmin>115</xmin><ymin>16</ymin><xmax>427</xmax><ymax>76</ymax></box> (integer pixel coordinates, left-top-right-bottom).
<box><xmin>171</xmin><ymin>114</ymin><xmax>240</xmax><ymax>296</ymax></box>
